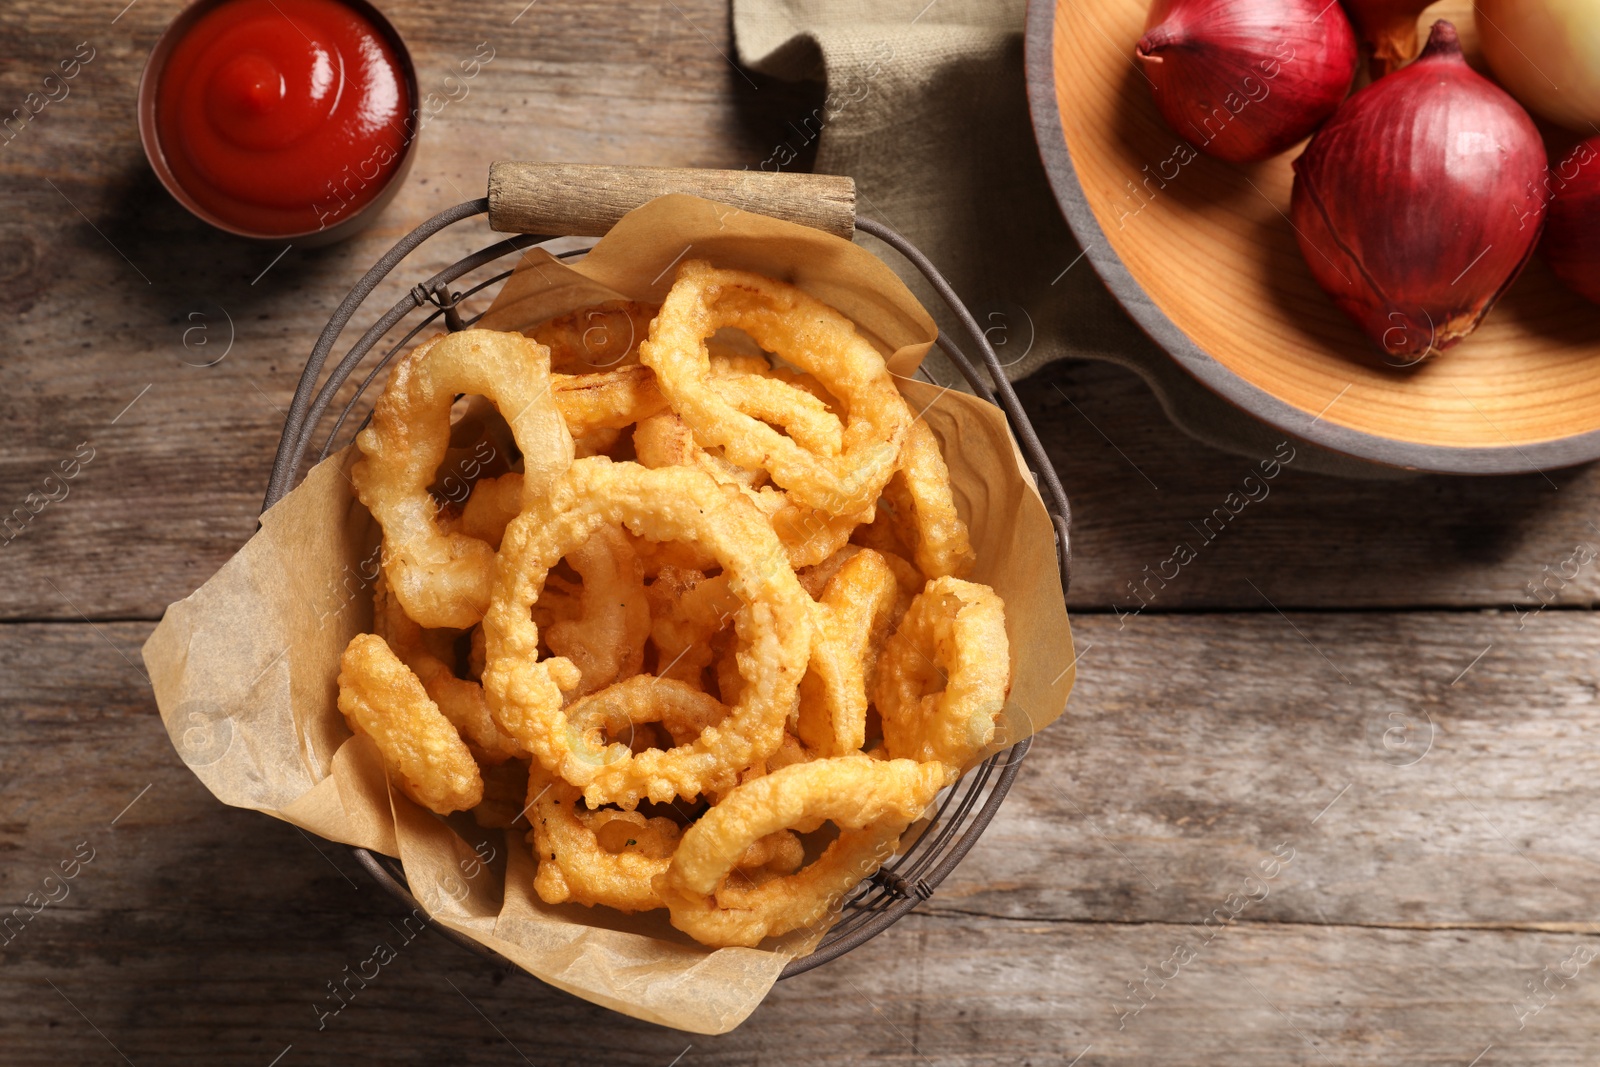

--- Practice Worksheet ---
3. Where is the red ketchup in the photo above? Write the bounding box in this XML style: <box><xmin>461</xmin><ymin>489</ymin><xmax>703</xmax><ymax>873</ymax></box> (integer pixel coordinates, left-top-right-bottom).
<box><xmin>155</xmin><ymin>0</ymin><xmax>412</xmax><ymax>235</ymax></box>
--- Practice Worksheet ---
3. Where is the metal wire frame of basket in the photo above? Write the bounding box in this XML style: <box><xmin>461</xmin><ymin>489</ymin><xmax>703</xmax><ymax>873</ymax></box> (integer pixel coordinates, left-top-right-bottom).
<box><xmin>262</xmin><ymin>198</ymin><xmax>1073</xmax><ymax>981</ymax></box>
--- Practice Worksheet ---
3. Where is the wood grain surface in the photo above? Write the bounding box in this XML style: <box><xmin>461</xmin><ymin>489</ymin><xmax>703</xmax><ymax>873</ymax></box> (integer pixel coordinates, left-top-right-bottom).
<box><xmin>2</xmin><ymin>0</ymin><xmax>1597</xmax><ymax>1063</ymax></box>
<box><xmin>487</xmin><ymin>161</ymin><xmax>856</xmax><ymax>237</ymax></box>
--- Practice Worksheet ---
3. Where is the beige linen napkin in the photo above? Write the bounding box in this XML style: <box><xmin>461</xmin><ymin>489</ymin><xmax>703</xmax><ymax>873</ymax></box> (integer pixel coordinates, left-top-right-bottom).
<box><xmin>732</xmin><ymin>0</ymin><xmax>1402</xmax><ymax>478</ymax></box>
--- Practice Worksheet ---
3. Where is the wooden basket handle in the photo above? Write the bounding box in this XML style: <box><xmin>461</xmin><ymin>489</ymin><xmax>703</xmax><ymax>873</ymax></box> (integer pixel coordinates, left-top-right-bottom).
<box><xmin>486</xmin><ymin>162</ymin><xmax>857</xmax><ymax>240</ymax></box>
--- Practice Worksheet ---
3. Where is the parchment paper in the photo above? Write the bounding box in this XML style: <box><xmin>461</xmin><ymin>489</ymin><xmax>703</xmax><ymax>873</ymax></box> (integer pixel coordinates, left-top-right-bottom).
<box><xmin>141</xmin><ymin>193</ymin><xmax>1076</xmax><ymax>1033</ymax></box>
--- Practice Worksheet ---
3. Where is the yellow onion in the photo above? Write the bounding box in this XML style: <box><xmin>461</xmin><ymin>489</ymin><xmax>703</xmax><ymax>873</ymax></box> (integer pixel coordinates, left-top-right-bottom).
<box><xmin>1290</xmin><ymin>22</ymin><xmax>1550</xmax><ymax>361</ymax></box>
<box><xmin>1135</xmin><ymin>0</ymin><xmax>1359</xmax><ymax>163</ymax></box>
<box><xmin>1477</xmin><ymin>0</ymin><xmax>1600</xmax><ymax>130</ymax></box>
<box><xmin>1342</xmin><ymin>0</ymin><xmax>1434</xmax><ymax>77</ymax></box>
<box><xmin>1542</xmin><ymin>136</ymin><xmax>1600</xmax><ymax>305</ymax></box>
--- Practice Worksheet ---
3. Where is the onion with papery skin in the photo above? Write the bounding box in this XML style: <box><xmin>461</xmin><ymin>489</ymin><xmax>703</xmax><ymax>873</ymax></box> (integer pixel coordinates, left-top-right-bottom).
<box><xmin>1290</xmin><ymin>21</ymin><xmax>1550</xmax><ymax>361</ymax></box>
<box><xmin>1342</xmin><ymin>0</ymin><xmax>1433</xmax><ymax>77</ymax></box>
<box><xmin>1541</xmin><ymin>136</ymin><xmax>1600</xmax><ymax>306</ymax></box>
<box><xmin>1135</xmin><ymin>0</ymin><xmax>1359</xmax><ymax>163</ymax></box>
<box><xmin>1477</xmin><ymin>0</ymin><xmax>1600</xmax><ymax>131</ymax></box>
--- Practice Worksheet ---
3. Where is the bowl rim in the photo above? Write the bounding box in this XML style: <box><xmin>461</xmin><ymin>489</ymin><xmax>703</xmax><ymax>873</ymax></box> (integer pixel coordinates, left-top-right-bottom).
<box><xmin>136</xmin><ymin>0</ymin><xmax>421</xmax><ymax>245</ymax></box>
<box><xmin>1022</xmin><ymin>0</ymin><xmax>1600</xmax><ymax>477</ymax></box>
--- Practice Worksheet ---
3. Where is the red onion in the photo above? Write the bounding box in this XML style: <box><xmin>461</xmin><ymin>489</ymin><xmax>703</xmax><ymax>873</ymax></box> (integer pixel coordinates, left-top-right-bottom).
<box><xmin>1342</xmin><ymin>0</ymin><xmax>1434</xmax><ymax>77</ymax></box>
<box><xmin>1289</xmin><ymin>21</ymin><xmax>1549</xmax><ymax>361</ymax></box>
<box><xmin>1541</xmin><ymin>136</ymin><xmax>1600</xmax><ymax>305</ymax></box>
<box><xmin>1136</xmin><ymin>0</ymin><xmax>1359</xmax><ymax>163</ymax></box>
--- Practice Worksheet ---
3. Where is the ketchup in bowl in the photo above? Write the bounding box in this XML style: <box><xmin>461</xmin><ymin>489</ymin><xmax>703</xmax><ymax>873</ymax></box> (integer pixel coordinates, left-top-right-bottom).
<box><xmin>150</xmin><ymin>0</ymin><xmax>414</xmax><ymax>237</ymax></box>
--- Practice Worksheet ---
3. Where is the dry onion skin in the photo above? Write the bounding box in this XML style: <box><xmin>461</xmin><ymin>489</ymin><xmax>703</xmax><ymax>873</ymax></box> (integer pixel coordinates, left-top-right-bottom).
<box><xmin>655</xmin><ymin>755</ymin><xmax>950</xmax><ymax>947</ymax></box>
<box><xmin>353</xmin><ymin>329</ymin><xmax>574</xmax><ymax>629</ymax></box>
<box><xmin>639</xmin><ymin>260</ymin><xmax>911</xmax><ymax>518</ymax></box>
<box><xmin>339</xmin><ymin>259</ymin><xmax>1017</xmax><ymax>950</ymax></box>
<box><xmin>876</xmin><ymin>578</ymin><xmax>1012</xmax><ymax>769</ymax></box>
<box><xmin>337</xmin><ymin>633</ymin><xmax>485</xmax><ymax>814</ymax></box>
<box><xmin>481</xmin><ymin>459</ymin><xmax>813</xmax><ymax>809</ymax></box>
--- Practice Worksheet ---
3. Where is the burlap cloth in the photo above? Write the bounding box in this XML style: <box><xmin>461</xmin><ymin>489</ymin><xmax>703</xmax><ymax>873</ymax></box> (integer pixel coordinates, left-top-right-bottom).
<box><xmin>732</xmin><ymin>0</ymin><xmax>1396</xmax><ymax>479</ymax></box>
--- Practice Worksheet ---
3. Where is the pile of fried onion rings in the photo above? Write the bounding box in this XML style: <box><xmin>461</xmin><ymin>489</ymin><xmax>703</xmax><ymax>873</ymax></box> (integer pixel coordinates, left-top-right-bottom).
<box><xmin>336</xmin><ymin>260</ymin><xmax>1011</xmax><ymax>948</ymax></box>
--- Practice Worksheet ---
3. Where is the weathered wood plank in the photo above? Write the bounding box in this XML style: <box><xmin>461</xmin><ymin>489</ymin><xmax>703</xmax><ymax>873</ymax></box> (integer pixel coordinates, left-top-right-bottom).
<box><xmin>1026</xmin><ymin>359</ymin><xmax>1600</xmax><ymax>613</ymax></box>
<box><xmin>3</xmin><ymin>614</ymin><xmax>1597</xmax><ymax>1061</ymax></box>
<box><xmin>8</xmin><ymin>897</ymin><xmax>1598</xmax><ymax>1064</ymax></box>
<box><xmin>488</xmin><ymin>161</ymin><xmax>856</xmax><ymax>238</ymax></box>
<box><xmin>942</xmin><ymin>610</ymin><xmax>1600</xmax><ymax>928</ymax></box>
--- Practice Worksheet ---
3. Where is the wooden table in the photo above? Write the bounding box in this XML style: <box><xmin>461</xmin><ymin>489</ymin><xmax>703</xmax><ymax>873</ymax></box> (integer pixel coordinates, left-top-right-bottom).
<box><xmin>4</xmin><ymin>2</ymin><xmax>1598</xmax><ymax>1064</ymax></box>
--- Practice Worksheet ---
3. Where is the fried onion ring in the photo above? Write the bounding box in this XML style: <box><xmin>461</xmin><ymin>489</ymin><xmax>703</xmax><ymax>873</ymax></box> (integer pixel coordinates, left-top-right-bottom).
<box><xmin>875</xmin><ymin>578</ymin><xmax>1011</xmax><ymax>769</ymax></box>
<box><xmin>474</xmin><ymin>758</ymin><xmax>531</xmax><ymax>828</ymax></box>
<box><xmin>709</xmin><ymin>373</ymin><xmax>843</xmax><ymax>456</ymax></box>
<box><xmin>560</xmin><ymin>674</ymin><xmax>730</xmax><ymax>759</ymax></box>
<box><xmin>544</xmin><ymin>525</ymin><xmax>651</xmax><ymax>696</ymax></box>
<box><xmin>354</xmin><ymin>329</ymin><xmax>573</xmax><ymax>629</ymax></box>
<box><xmin>552</xmin><ymin>364</ymin><xmax>668</xmax><ymax>435</ymax></box>
<box><xmin>634</xmin><ymin>412</ymin><xmax>764</xmax><ymax>491</ymax></box>
<box><xmin>482</xmin><ymin>459</ymin><xmax>812</xmax><ymax>809</ymax></box>
<box><xmin>639</xmin><ymin>261</ymin><xmax>911</xmax><ymax>517</ymax></box>
<box><xmin>527</xmin><ymin>764</ymin><xmax>683</xmax><ymax>912</ymax></box>
<box><xmin>460</xmin><ymin>472</ymin><xmax>522</xmax><ymax>548</ymax></box>
<box><xmin>529</xmin><ymin>300</ymin><xmax>658</xmax><ymax>372</ymax></box>
<box><xmin>635</xmin><ymin>412</ymin><xmax>858</xmax><ymax>568</ymax></box>
<box><xmin>646</xmin><ymin>568</ymin><xmax>738</xmax><ymax>687</ymax></box>
<box><xmin>372</xmin><ymin>576</ymin><xmax>520</xmax><ymax>762</ymax></box>
<box><xmin>655</xmin><ymin>755</ymin><xmax>948</xmax><ymax>947</ymax></box>
<box><xmin>796</xmin><ymin>549</ymin><xmax>901</xmax><ymax>756</ymax></box>
<box><xmin>885</xmin><ymin>420</ymin><xmax>975</xmax><ymax>580</ymax></box>
<box><xmin>337</xmin><ymin>633</ymin><xmax>485</xmax><ymax>814</ymax></box>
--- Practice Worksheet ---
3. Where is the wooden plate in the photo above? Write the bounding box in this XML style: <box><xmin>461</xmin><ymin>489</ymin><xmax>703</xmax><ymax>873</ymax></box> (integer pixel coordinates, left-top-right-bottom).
<box><xmin>1025</xmin><ymin>0</ymin><xmax>1600</xmax><ymax>474</ymax></box>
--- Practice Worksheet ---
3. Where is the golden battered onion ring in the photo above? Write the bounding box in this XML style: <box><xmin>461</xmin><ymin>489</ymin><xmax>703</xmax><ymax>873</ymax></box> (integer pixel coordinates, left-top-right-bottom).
<box><xmin>736</xmin><ymin>830</ymin><xmax>805</xmax><ymax>875</ymax></box>
<box><xmin>337</xmin><ymin>633</ymin><xmax>485</xmax><ymax>814</ymax></box>
<box><xmin>796</xmin><ymin>550</ymin><xmax>901</xmax><ymax>756</ymax></box>
<box><xmin>481</xmin><ymin>458</ymin><xmax>812</xmax><ymax>809</ymax></box>
<box><xmin>875</xmin><ymin>578</ymin><xmax>1011</xmax><ymax>769</ymax></box>
<box><xmin>634</xmin><ymin>412</ymin><xmax>764</xmax><ymax>491</ymax></box>
<box><xmin>709</xmin><ymin>373</ymin><xmax>843</xmax><ymax>456</ymax></box>
<box><xmin>433</xmin><ymin>396</ymin><xmax>516</xmax><ymax>502</ymax></box>
<box><xmin>886</xmin><ymin>420</ymin><xmax>975</xmax><ymax>580</ymax></box>
<box><xmin>655</xmin><ymin>755</ymin><xmax>949</xmax><ymax>947</ymax></box>
<box><xmin>372</xmin><ymin>576</ymin><xmax>520</xmax><ymax>763</ymax></box>
<box><xmin>473</xmin><ymin>758</ymin><xmax>531</xmax><ymax>828</ymax></box>
<box><xmin>645</xmin><ymin>567</ymin><xmax>736</xmax><ymax>686</ymax></box>
<box><xmin>527</xmin><ymin>764</ymin><xmax>683</xmax><ymax>912</ymax></box>
<box><xmin>460</xmin><ymin>472</ymin><xmax>522</xmax><ymax>548</ymax></box>
<box><xmin>560</xmin><ymin>673</ymin><xmax>730</xmax><ymax>757</ymax></box>
<box><xmin>529</xmin><ymin>300</ymin><xmax>658</xmax><ymax>372</ymax></box>
<box><xmin>766</xmin><ymin>500</ymin><xmax>858</xmax><ymax>569</ymax></box>
<box><xmin>544</xmin><ymin>525</ymin><xmax>651</xmax><ymax>696</ymax></box>
<box><xmin>456</xmin><ymin>367</ymin><xmax>666</xmax><ymax>545</ymax></box>
<box><xmin>639</xmin><ymin>260</ymin><xmax>911</xmax><ymax>517</ymax></box>
<box><xmin>354</xmin><ymin>330</ymin><xmax>573</xmax><ymax>629</ymax></box>
<box><xmin>635</xmin><ymin>413</ymin><xmax>858</xmax><ymax>569</ymax></box>
<box><xmin>552</xmin><ymin>365</ymin><xmax>668</xmax><ymax>436</ymax></box>
<box><xmin>573</xmin><ymin>425</ymin><xmax>624</xmax><ymax>459</ymax></box>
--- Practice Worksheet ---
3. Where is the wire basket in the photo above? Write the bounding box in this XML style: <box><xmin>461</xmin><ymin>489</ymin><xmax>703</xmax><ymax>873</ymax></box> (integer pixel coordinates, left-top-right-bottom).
<box><xmin>262</xmin><ymin>188</ymin><xmax>1073</xmax><ymax>981</ymax></box>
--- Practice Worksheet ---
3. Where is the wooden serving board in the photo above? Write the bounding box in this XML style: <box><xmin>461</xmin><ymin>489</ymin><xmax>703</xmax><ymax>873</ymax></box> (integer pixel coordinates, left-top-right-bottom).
<box><xmin>1026</xmin><ymin>0</ymin><xmax>1600</xmax><ymax>473</ymax></box>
